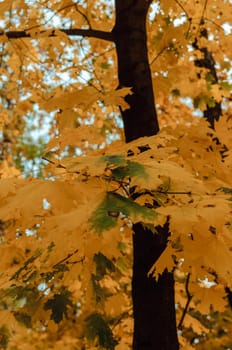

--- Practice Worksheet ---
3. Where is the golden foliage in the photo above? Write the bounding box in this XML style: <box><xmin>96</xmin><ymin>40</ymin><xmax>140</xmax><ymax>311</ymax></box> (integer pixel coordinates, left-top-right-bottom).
<box><xmin>0</xmin><ymin>0</ymin><xmax>231</xmax><ymax>349</ymax></box>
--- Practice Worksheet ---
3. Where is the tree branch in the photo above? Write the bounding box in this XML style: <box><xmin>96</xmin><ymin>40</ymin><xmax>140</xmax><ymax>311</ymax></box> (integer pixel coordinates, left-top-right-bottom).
<box><xmin>178</xmin><ymin>273</ymin><xmax>193</xmax><ymax>330</ymax></box>
<box><xmin>2</xmin><ymin>28</ymin><xmax>114</xmax><ymax>42</ymax></box>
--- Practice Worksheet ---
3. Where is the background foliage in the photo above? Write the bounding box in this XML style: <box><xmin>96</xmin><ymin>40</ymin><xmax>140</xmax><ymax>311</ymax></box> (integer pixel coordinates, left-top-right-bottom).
<box><xmin>0</xmin><ymin>0</ymin><xmax>231</xmax><ymax>349</ymax></box>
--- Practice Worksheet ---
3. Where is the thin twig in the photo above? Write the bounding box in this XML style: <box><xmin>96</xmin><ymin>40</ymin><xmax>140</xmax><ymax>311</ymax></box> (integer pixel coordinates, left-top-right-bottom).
<box><xmin>74</xmin><ymin>4</ymin><xmax>92</xmax><ymax>28</ymax></box>
<box><xmin>178</xmin><ymin>273</ymin><xmax>193</xmax><ymax>329</ymax></box>
<box><xmin>26</xmin><ymin>3</ymin><xmax>77</xmax><ymax>32</ymax></box>
<box><xmin>201</xmin><ymin>0</ymin><xmax>208</xmax><ymax>22</ymax></box>
<box><xmin>42</xmin><ymin>157</ymin><xmax>66</xmax><ymax>169</ymax></box>
<box><xmin>53</xmin><ymin>248</ymin><xmax>82</xmax><ymax>269</ymax></box>
<box><xmin>173</xmin><ymin>0</ymin><xmax>189</xmax><ymax>18</ymax></box>
<box><xmin>154</xmin><ymin>190</ymin><xmax>192</xmax><ymax>195</ymax></box>
<box><xmin>150</xmin><ymin>46</ymin><xmax>167</xmax><ymax>66</ymax></box>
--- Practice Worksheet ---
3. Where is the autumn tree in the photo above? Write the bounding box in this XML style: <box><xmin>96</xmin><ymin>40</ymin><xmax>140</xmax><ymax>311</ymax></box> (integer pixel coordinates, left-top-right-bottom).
<box><xmin>0</xmin><ymin>1</ymin><xmax>232</xmax><ymax>349</ymax></box>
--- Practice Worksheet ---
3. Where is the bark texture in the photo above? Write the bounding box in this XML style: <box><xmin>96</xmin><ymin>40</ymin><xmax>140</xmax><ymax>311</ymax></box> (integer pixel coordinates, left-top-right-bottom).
<box><xmin>114</xmin><ymin>1</ymin><xmax>179</xmax><ymax>349</ymax></box>
<box><xmin>113</xmin><ymin>0</ymin><xmax>159</xmax><ymax>142</ymax></box>
<box><xmin>132</xmin><ymin>222</ymin><xmax>179</xmax><ymax>350</ymax></box>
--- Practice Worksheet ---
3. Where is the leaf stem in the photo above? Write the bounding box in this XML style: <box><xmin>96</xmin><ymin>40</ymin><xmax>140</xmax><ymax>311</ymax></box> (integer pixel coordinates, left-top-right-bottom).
<box><xmin>178</xmin><ymin>273</ymin><xmax>193</xmax><ymax>330</ymax></box>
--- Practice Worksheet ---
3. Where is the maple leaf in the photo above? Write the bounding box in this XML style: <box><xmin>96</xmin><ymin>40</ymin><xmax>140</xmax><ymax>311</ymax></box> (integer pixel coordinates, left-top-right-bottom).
<box><xmin>90</xmin><ymin>192</ymin><xmax>158</xmax><ymax>234</ymax></box>
<box><xmin>44</xmin><ymin>288</ymin><xmax>73</xmax><ymax>324</ymax></box>
<box><xmin>85</xmin><ymin>313</ymin><xmax>118</xmax><ymax>350</ymax></box>
<box><xmin>0</xmin><ymin>325</ymin><xmax>10</xmax><ymax>349</ymax></box>
<box><xmin>94</xmin><ymin>252</ymin><xmax>116</xmax><ymax>279</ymax></box>
<box><xmin>103</xmin><ymin>87</ymin><xmax>133</xmax><ymax>110</ymax></box>
<box><xmin>190</xmin><ymin>282</ymin><xmax>227</xmax><ymax>314</ymax></box>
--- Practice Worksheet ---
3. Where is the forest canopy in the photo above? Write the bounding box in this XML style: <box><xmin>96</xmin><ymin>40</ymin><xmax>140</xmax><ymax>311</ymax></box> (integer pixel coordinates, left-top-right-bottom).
<box><xmin>0</xmin><ymin>1</ymin><xmax>231</xmax><ymax>349</ymax></box>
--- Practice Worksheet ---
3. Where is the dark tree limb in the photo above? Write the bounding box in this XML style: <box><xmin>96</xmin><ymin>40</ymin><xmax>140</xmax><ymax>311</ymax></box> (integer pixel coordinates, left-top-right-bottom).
<box><xmin>193</xmin><ymin>29</ymin><xmax>222</xmax><ymax>128</ymax></box>
<box><xmin>1</xmin><ymin>28</ymin><xmax>114</xmax><ymax>42</ymax></box>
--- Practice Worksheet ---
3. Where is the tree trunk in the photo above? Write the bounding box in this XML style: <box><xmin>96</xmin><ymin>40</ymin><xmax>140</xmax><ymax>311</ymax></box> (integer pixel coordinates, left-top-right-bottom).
<box><xmin>113</xmin><ymin>0</ymin><xmax>159</xmax><ymax>142</ymax></box>
<box><xmin>132</xmin><ymin>222</ymin><xmax>179</xmax><ymax>350</ymax></box>
<box><xmin>114</xmin><ymin>1</ymin><xmax>179</xmax><ymax>349</ymax></box>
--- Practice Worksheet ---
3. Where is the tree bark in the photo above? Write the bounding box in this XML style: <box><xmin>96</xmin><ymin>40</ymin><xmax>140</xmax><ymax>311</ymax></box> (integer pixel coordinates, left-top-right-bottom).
<box><xmin>3</xmin><ymin>28</ymin><xmax>114</xmax><ymax>42</ymax></box>
<box><xmin>132</xmin><ymin>222</ymin><xmax>179</xmax><ymax>350</ymax></box>
<box><xmin>114</xmin><ymin>1</ymin><xmax>179</xmax><ymax>349</ymax></box>
<box><xmin>113</xmin><ymin>0</ymin><xmax>159</xmax><ymax>142</ymax></box>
